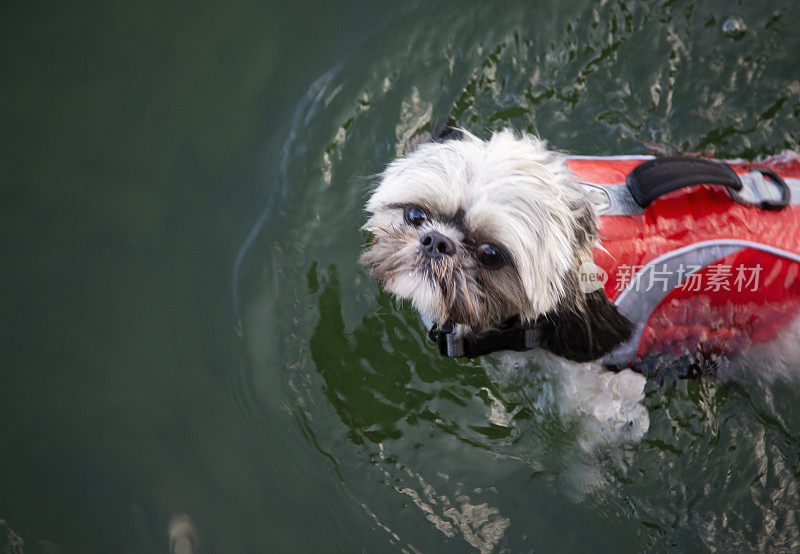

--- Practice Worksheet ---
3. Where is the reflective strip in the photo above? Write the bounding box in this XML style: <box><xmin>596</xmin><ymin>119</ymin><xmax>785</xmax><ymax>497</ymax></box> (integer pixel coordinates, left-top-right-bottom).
<box><xmin>581</xmin><ymin>173</ymin><xmax>800</xmax><ymax>216</ymax></box>
<box><xmin>603</xmin><ymin>240</ymin><xmax>800</xmax><ymax>366</ymax></box>
<box><xmin>581</xmin><ymin>183</ymin><xmax>644</xmax><ymax>216</ymax></box>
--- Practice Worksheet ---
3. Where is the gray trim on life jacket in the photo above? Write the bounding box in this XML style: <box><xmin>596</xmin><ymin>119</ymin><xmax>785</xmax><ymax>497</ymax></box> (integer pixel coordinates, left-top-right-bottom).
<box><xmin>582</xmin><ymin>172</ymin><xmax>800</xmax><ymax>217</ymax></box>
<box><xmin>601</xmin><ymin>239</ymin><xmax>800</xmax><ymax>367</ymax></box>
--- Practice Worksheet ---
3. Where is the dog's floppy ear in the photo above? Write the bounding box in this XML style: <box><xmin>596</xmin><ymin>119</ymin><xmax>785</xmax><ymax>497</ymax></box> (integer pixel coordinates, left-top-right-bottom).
<box><xmin>402</xmin><ymin>117</ymin><xmax>463</xmax><ymax>155</ymax></box>
<box><xmin>431</xmin><ymin>117</ymin><xmax>464</xmax><ymax>142</ymax></box>
<box><xmin>538</xmin><ymin>289</ymin><xmax>632</xmax><ymax>362</ymax></box>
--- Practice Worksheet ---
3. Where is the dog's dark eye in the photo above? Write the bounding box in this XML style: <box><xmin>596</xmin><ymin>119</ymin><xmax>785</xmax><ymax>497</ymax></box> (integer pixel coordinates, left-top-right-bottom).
<box><xmin>476</xmin><ymin>243</ymin><xmax>503</xmax><ymax>268</ymax></box>
<box><xmin>404</xmin><ymin>206</ymin><xmax>428</xmax><ymax>227</ymax></box>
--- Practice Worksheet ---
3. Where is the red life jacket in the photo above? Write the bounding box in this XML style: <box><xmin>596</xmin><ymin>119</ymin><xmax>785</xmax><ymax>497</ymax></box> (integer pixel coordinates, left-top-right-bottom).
<box><xmin>567</xmin><ymin>153</ymin><xmax>800</xmax><ymax>366</ymax></box>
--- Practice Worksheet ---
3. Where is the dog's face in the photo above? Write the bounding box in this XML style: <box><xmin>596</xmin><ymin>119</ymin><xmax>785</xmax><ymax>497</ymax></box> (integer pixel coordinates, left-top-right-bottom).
<box><xmin>361</xmin><ymin>129</ymin><xmax>595</xmax><ymax>329</ymax></box>
<box><xmin>360</xmin><ymin>127</ymin><xmax>631</xmax><ymax>361</ymax></box>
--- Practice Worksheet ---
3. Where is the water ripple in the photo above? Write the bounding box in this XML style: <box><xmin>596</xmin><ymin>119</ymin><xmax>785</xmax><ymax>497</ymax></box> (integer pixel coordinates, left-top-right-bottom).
<box><xmin>235</xmin><ymin>0</ymin><xmax>800</xmax><ymax>549</ymax></box>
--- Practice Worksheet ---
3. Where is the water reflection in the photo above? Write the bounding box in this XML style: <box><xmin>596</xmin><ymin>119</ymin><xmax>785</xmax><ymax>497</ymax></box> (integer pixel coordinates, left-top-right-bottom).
<box><xmin>306</xmin><ymin>264</ymin><xmax>650</xmax><ymax>547</ymax></box>
<box><xmin>309</xmin><ymin>264</ymin><xmax>510</xmax><ymax>446</ymax></box>
<box><xmin>0</xmin><ymin>520</ymin><xmax>24</xmax><ymax>554</ymax></box>
<box><xmin>168</xmin><ymin>515</ymin><xmax>199</xmax><ymax>554</ymax></box>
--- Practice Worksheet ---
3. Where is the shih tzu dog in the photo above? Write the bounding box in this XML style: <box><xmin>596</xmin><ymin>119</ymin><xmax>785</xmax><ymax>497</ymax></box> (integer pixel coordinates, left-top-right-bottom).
<box><xmin>360</xmin><ymin>122</ymin><xmax>632</xmax><ymax>363</ymax></box>
<box><xmin>360</xmin><ymin>120</ymin><xmax>650</xmax><ymax>492</ymax></box>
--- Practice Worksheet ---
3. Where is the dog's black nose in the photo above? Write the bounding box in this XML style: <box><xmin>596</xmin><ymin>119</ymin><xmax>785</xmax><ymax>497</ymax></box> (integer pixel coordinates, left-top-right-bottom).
<box><xmin>420</xmin><ymin>231</ymin><xmax>455</xmax><ymax>258</ymax></box>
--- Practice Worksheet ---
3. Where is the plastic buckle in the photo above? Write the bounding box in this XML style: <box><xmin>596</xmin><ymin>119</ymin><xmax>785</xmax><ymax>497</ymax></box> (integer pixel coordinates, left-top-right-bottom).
<box><xmin>432</xmin><ymin>320</ymin><xmax>465</xmax><ymax>358</ymax></box>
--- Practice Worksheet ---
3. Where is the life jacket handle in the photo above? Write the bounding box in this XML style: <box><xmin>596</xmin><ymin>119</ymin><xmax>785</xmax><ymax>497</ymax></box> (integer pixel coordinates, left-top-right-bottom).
<box><xmin>626</xmin><ymin>156</ymin><xmax>745</xmax><ymax>208</ymax></box>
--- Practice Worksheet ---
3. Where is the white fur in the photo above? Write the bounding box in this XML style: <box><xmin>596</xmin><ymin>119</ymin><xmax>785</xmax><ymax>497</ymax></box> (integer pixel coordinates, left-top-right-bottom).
<box><xmin>390</xmin><ymin>271</ymin><xmax>443</xmax><ymax>318</ymax></box>
<box><xmin>363</xmin><ymin>129</ymin><xmax>594</xmax><ymax>318</ymax></box>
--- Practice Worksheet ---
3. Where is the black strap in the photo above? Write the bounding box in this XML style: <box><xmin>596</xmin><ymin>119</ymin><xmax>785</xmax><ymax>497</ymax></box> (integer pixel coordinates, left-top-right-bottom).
<box><xmin>626</xmin><ymin>156</ymin><xmax>743</xmax><ymax>208</ymax></box>
<box><xmin>428</xmin><ymin>319</ymin><xmax>540</xmax><ymax>358</ymax></box>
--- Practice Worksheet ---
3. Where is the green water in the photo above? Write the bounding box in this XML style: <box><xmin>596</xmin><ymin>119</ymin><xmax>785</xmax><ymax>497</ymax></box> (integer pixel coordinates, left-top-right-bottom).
<box><xmin>3</xmin><ymin>0</ymin><xmax>800</xmax><ymax>552</ymax></box>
